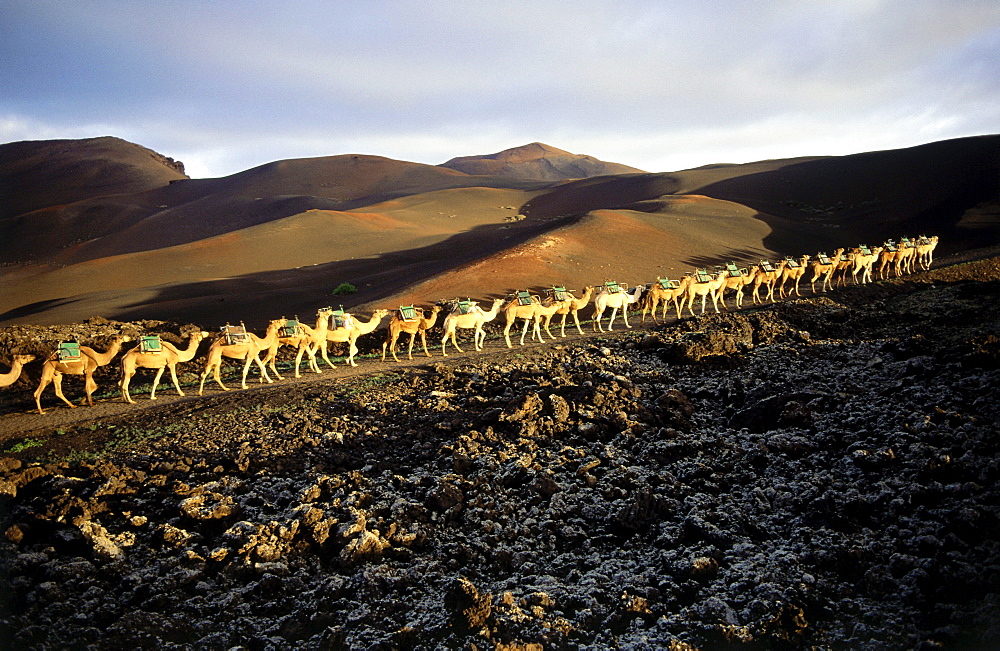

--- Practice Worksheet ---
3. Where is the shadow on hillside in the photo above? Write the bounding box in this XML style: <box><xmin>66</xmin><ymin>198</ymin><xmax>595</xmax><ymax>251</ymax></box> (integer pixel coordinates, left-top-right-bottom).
<box><xmin>0</xmin><ymin>297</ymin><xmax>81</xmax><ymax>323</ymax></box>
<box><xmin>51</xmin><ymin>215</ymin><xmax>584</xmax><ymax>328</ymax></box>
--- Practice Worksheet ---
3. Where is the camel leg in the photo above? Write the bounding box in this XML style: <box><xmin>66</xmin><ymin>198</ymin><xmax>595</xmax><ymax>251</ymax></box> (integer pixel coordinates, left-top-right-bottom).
<box><xmin>254</xmin><ymin>354</ymin><xmax>273</xmax><ymax>384</ymax></box>
<box><xmin>318</xmin><ymin>342</ymin><xmax>336</xmax><ymax>370</ymax></box>
<box><xmin>266</xmin><ymin>352</ymin><xmax>285</xmax><ymax>381</ymax></box>
<box><xmin>347</xmin><ymin>338</ymin><xmax>360</xmax><ymax>367</ymax></box>
<box><xmin>34</xmin><ymin>368</ymin><xmax>56</xmax><ymax>414</ymax></box>
<box><xmin>293</xmin><ymin>346</ymin><xmax>307</xmax><ymax>378</ymax></box>
<box><xmin>51</xmin><ymin>373</ymin><xmax>78</xmax><ymax>410</ymax></box>
<box><xmin>241</xmin><ymin>356</ymin><xmax>255</xmax><ymax>389</ymax></box>
<box><xmin>504</xmin><ymin>321</ymin><xmax>515</xmax><ymax>348</ymax></box>
<box><xmin>420</xmin><ymin>331</ymin><xmax>431</xmax><ymax>358</ymax></box>
<box><xmin>167</xmin><ymin>364</ymin><xmax>185</xmax><ymax>397</ymax></box>
<box><xmin>532</xmin><ymin>318</ymin><xmax>545</xmax><ymax>343</ymax></box>
<box><xmin>305</xmin><ymin>344</ymin><xmax>321</xmax><ymax>374</ymax></box>
<box><xmin>82</xmin><ymin>372</ymin><xmax>97</xmax><ymax>407</ymax></box>
<box><xmin>572</xmin><ymin>311</ymin><xmax>584</xmax><ymax>335</ymax></box>
<box><xmin>519</xmin><ymin>319</ymin><xmax>531</xmax><ymax>345</ymax></box>
<box><xmin>606</xmin><ymin>307</ymin><xmax>618</xmax><ymax>330</ymax></box>
<box><xmin>404</xmin><ymin>332</ymin><xmax>415</xmax><ymax>360</ymax></box>
<box><xmin>212</xmin><ymin>359</ymin><xmax>230</xmax><ymax>392</ymax></box>
<box><xmin>149</xmin><ymin>367</ymin><xmax>167</xmax><ymax>400</ymax></box>
<box><xmin>622</xmin><ymin>306</ymin><xmax>632</xmax><ymax>328</ymax></box>
<box><xmin>559</xmin><ymin>313</ymin><xmax>568</xmax><ymax>337</ymax></box>
<box><xmin>120</xmin><ymin>368</ymin><xmax>135</xmax><ymax>404</ymax></box>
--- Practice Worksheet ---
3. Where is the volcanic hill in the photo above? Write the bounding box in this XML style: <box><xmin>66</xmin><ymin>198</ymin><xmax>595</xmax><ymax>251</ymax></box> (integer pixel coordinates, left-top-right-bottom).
<box><xmin>0</xmin><ymin>135</ymin><xmax>997</xmax><ymax>327</ymax></box>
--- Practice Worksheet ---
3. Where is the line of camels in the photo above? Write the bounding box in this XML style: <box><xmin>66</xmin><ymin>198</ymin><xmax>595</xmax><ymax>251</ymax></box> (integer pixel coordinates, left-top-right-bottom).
<box><xmin>4</xmin><ymin>236</ymin><xmax>938</xmax><ymax>414</ymax></box>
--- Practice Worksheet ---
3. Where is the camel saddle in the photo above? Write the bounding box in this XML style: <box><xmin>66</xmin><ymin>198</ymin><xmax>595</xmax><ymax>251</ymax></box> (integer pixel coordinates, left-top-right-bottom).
<box><xmin>726</xmin><ymin>263</ymin><xmax>742</xmax><ymax>278</ymax></box>
<box><xmin>785</xmin><ymin>257</ymin><xmax>801</xmax><ymax>269</ymax></box>
<box><xmin>918</xmin><ymin>235</ymin><xmax>930</xmax><ymax>245</ymax></box>
<box><xmin>456</xmin><ymin>299</ymin><xmax>474</xmax><ymax>315</ymax></box>
<box><xmin>859</xmin><ymin>245</ymin><xmax>872</xmax><ymax>256</ymax></box>
<box><xmin>604</xmin><ymin>281</ymin><xmax>622</xmax><ymax>294</ymax></box>
<box><xmin>817</xmin><ymin>253</ymin><xmax>831</xmax><ymax>265</ymax></box>
<box><xmin>399</xmin><ymin>305</ymin><xmax>418</xmax><ymax>321</ymax></box>
<box><xmin>694</xmin><ymin>269</ymin><xmax>712</xmax><ymax>283</ymax></box>
<box><xmin>57</xmin><ymin>341</ymin><xmax>81</xmax><ymax>362</ymax></box>
<box><xmin>884</xmin><ymin>240</ymin><xmax>897</xmax><ymax>252</ymax></box>
<box><xmin>281</xmin><ymin>318</ymin><xmax>303</xmax><ymax>337</ymax></box>
<box><xmin>901</xmin><ymin>237</ymin><xmax>912</xmax><ymax>247</ymax></box>
<box><xmin>548</xmin><ymin>286</ymin><xmax>568</xmax><ymax>301</ymax></box>
<box><xmin>516</xmin><ymin>291</ymin><xmax>534</xmax><ymax>306</ymax></box>
<box><xmin>657</xmin><ymin>278</ymin><xmax>679</xmax><ymax>289</ymax></box>
<box><xmin>759</xmin><ymin>260</ymin><xmax>775</xmax><ymax>273</ymax></box>
<box><xmin>221</xmin><ymin>323</ymin><xmax>249</xmax><ymax>345</ymax></box>
<box><xmin>139</xmin><ymin>335</ymin><xmax>163</xmax><ymax>354</ymax></box>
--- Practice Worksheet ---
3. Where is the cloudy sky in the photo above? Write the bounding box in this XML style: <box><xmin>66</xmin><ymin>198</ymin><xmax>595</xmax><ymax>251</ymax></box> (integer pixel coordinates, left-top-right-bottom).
<box><xmin>2</xmin><ymin>0</ymin><xmax>998</xmax><ymax>179</ymax></box>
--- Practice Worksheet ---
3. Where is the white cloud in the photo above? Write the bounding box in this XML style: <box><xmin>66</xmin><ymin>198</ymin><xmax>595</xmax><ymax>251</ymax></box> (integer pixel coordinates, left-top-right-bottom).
<box><xmin>2</xmin><ymin>0</ymin><xmax>998</xmax><ymax>177</ymax></box>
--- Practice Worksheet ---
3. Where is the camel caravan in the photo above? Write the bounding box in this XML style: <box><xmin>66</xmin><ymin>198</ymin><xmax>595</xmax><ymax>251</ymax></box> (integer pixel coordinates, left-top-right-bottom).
<box><xmin>4</xmin><ymin>235</ymin><xmax>940</xmax><ymax>413</ymax></box>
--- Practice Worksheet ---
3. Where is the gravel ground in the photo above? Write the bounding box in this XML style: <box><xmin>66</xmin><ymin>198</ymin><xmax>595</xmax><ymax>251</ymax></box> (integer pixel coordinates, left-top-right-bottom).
<box><xmin>1</xmin><ymin>256</ymin><xmax>999</xmax><ymax>649</ymax></box>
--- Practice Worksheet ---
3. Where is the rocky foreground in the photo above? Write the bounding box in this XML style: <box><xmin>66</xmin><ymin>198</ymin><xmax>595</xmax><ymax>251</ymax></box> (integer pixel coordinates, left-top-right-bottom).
<box><xmin>2</xmin><ymin>260</ymin><xmax>999</xmax><ymax>649</ymax></box>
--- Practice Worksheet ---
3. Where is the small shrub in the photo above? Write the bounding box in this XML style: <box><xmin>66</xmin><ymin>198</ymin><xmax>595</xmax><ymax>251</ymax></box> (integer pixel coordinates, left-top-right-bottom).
<box><xmin>7</xmin><ymin>438</ymin><xmax>43</xmax><ymax>453</ymax></box>
<box><xmin>332</xmin><ymin>283</ymin><xmax>357</xmax><ymax>296</ymax></box>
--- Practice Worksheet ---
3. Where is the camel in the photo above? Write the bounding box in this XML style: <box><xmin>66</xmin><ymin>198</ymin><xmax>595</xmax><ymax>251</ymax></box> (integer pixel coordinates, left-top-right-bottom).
<box><xmin>34</xmin><ymin>335</ymin><xmax>131</xmax><ymax>414</ymax></box>
<box><xmin>751</xmin><ymin>259</ymin><xmax>789</xmax><ymax>304</ymax></box>
<box><xmin>682</xmin><ymin>269</ymin><xmax>728</xmax><ymax>316</ymax></box>
<box><xmin>502</xmin><ymin>293</ymin><xmax>570</xmax><ymax>346</ymax></box>
<box><xmin>318</xmin><ymin>308</ymin><xmax>390</xmax><ymax>367</ymax></box>
<box><xmin>640</xmin><ymin>276</ymin><xmax>692</xmax><ymax>324</ymax></box>
<box><xmin>119</xmin><ymin>331</ymin><xmax>210</xmax><ymax>403</ymax></box>
<box><xmin>441</xmin><ymin>299</ymin><xmax>503</xmax><ymax>356</ymax></box>
<box><xmin>877</xmin><ymin>242</ymin><xmax>902</xmax><ymax>280</ymax></box>
<box><xmin>198</xmin><ymin>318</ymin><xmax>286</xmax><ymax>394</ymax></box>
<box><xmin>259</xmin><ymin>308</ymin><xmax>333</xmax><ymax>379</ymax></box>
<box><xmin>261</xmin><ymin>317</ymin><xmax>312</xmax><ymax>380</ymax></box>
<box><xmin>895</xmin><ymin>238</ymin><xmax>918</xmax><ymax>276</ymax></box>
<box><xmin>778</xmin><ymin>254</ymin><xmax>811</xmax><ymax>298</ymax></box>
<box><xmin>830</xmin><ymin>251</ymin><xmax>855</xmax><ymax>289</ymax></box>
<box><xmin>541</xmin><ymin>286</ymin><xmax>594</xmax><ymax>337</ymax></box>
<box><xmin>717</xmin><ymin>265</ymin><xmax>759</xmax><ymax>310</ymax></box>
<box><xmin>0</xmin><ymin>354</ymin><xmax>35</xmax><ymax>388</ymax></box>
<box><xmin>285</xmin><ymin>308</ymin><xmax>336</xmax><ymax>377</ymax></box>
<box><xmin>850</xmin><ymin>246</ymin><xmax>884</xmax><ymax>285</ymax></box>
<box><xmin>382</xmin><ymin>305</ymin><xmax>441</xmax><ymax>362</ymax></box>
<box><xmin>916</xmin><ymin>236</ymin><xmax>939</xmax><ymax>271</ymax></box>
<box><xmin>807</xmin><ymin>248</ymin><xmax>845</xmax><ymax>293</ymax></box>
<box><xmin>592</xmin><ymin>283</ymin><xmax>644</xmax><ymax>332</ymax></box>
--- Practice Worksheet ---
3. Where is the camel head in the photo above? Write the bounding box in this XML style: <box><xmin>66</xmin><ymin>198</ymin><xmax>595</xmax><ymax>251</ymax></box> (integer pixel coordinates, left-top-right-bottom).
<box><xmin>372</xmin><ymin>308</ymin><xmax>390</xmax><ymax>319</ymax></box>
<box><xmin>13</xmin><ymin>354</ymin><xmax>35</xmax><ymax>364</ymax></box>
